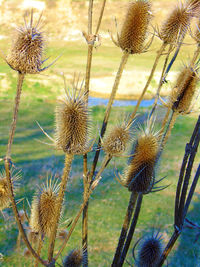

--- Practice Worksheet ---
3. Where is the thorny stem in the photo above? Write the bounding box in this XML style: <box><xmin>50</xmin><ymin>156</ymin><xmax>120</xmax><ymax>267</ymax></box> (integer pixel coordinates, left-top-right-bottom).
<box><xmin>89</xmin><ymin>51</ymin><xmax>129</xmax><ymax>182</ymax></box>
<box><xmin>54</xmin><ymin>155</ymin><xmax>111</xmax><ymax>261</ymax></box>
<box><xmin>7</xmin><ymin>73</ymin><xmax>25</xmax><ymax>158</ymax></box>
<box><xmin>48</xmin><ymin>154</ymin><xmax>74</xmax><ymax>263</ymax></box>
<box><xmin>127</xmin><ymin>42</ymin><xmax>167</xmax><ymax>127</ymax></box>
<box><xmin>111</xmin><ymin>191</ymin><xmax>138</xmax><ymax>267</ymax></box>
<box><xmin>5</xmin><ymin>160</ymin><xmax>47</xmax><ymax>266</ymax></box>
<box><xmin>118</xmin><ymin>193</ymin><xmax>143</xmax><ymax>267</ymax></box>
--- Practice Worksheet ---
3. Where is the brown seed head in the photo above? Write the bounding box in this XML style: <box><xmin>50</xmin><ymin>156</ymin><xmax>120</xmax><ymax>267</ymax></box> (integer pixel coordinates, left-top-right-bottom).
<box><xmin>118</xmin><ymin>0</ymin><xmax>151</xmax><ymax>54</ymax></box>
<box><xmin>169</xmin><ymin>66</ymin><xmax>199</xmax><ymax>114</ymax></box>
<box><xmin>30</xmin><ymin>179</ymin><xmax>59</xmax><ymax>237</ymax></box>
<box><xmin>160</xmin><ymin>4</ymin><xmax>191</xmax><ymax>44</ymax></box>
<box><xmin>195</xmin><ymin>19</ymin><xmax>200</xmax><ymax>43</ymax></box>
<box><xmin>55</xmin><ymin>88</ymin><xmax>89</xmax><ymax>154</ymax></box>
<box><xmin>6</xmin><ymin>12</ymin><xmax>45</xmax><ymax>74</ymax></box>
<box><xmin>102</xmin><ymin>122</ymin><xmax>130</xmax><ymax>156</ymax></box>
<box><xmin>123</xmin><ymin>126</ymin><xmax>159</xmax><ymax>193</ymax></box>
<box><xmin>63</xmin><ymin>249</ymin><xmax>83</xmax><ymax>267</ymax></box>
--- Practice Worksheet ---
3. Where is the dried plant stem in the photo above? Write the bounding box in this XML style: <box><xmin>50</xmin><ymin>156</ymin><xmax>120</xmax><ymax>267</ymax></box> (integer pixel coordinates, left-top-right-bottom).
<box><xmin>111</xmin><ymin>191</ymin><xmax>138</xmax><ymax>267</ymax></box>
<box><xmin>150</xmin><ymin>45</ymin><xmax>173</xmax><ymax>118</ymax></box>
<box><xmin>4</xmin><ymin>160</ymin><xmax>47</xmax><ymax>266</ymax></box>
<box><xmin>158</xmin><ymin>107</ymin><xmax>171</xmax><ymax>141</ymax></box>
<box><xmin>48</xmin><ymin>153</ymin><xmax>74</xmax><ymax>263</ymax></box>
<box><xmin>95</xmin><ymin>0</ymin><xmax>107</xmax><ymax>35</ymax></box>
<box><xmin>88</xmin><ymin>0</ymin><xmax>93</xmax><ymax>35</ymax></box>
<box><xmin>84</xmin><ymin>45</ymin><xmax>94</xmax><ymax>102</ymax></box>
<box><xmin>55</xmin><ymin>155</ymin><xmax>111</xmax><ymax>261</ymax></box>
<box><xmin>34</xmin><ymin>235</ymin><xmax>43</xmax><ymax>267</ymax></box>
<box><xmin>90</xmin><ymin>51</ymin><xmax>129</xmax><ymax>181</ymax></box>
<box><xmin>127</xmin><ymin>43</ymin><xmax>167</xmax><ymax>126</ymax></box>
<box><xmin>118</xmin><ymin>193</ymin><xmax>143</xmax><ymax>267</ymax></box>
<box><xmin>17</xmin><ymin>231</ymin><xmax>21</xmax><ymax>252</ymax></box>
<box><xmin>6</xmin><ymin>73</ymin><xmax>25</xmax><ymax>158</ymax></box>
<box><xmin>190</xmin><ymin>44</ymin><xmax>200</xmax><ymax>66</ymax></box>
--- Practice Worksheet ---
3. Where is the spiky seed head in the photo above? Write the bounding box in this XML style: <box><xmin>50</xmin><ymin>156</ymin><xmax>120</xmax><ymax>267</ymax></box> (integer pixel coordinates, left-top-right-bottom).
<box><xmin>118</xmin><ymin>0</ymin><xmax>151</xmax><ymax>54</ymax></box>
<box><xmin>55</xmin><ymin>87</ymin><xmax>89</xmax><ymax>155</ymax></box>
<box><xmin>0</xmin><ymin>169</ymin><xmax>20</xmax><ymax>211</ymax></box>
<box><xmin>169</xmin><ymin>66</ymin><xmax>199</xmax><ymax>114</ymax></box>
<box><xmin>63</xmin><ymin>249</ymin><xmax>83</xmax><ymax>267</ymax></box>
<box><xmin>159</xmin><ymin>4</ymin><xmax>191</xmax><ymax>44</ymax></box>
<box><xmin>30</xmin><ymin>179</ymin><xmax>60</xmax><ymax>237</ymax></box>
<box><xmin>102</xmin><ymin>122</ymin><xmax>130</xmax><ymax>156</ymax></box>
<box><xmin>123</xmin><ymin>124</ymin><xmax>159</xmax><ymax>193</ymax></box>
<box><xmin>134</xmin><ymin>234</ymin><xmax>163</xmax><ymax>267</ymax></box>
<box><xmin>6</xmin><ymin>12</ymin><xmax>45</xmax><ymax>74</ymax></box>
<box><xmin>195</xmin><ymin>19</ymin><xmax>200</xmax><ymax>43</ymax></box>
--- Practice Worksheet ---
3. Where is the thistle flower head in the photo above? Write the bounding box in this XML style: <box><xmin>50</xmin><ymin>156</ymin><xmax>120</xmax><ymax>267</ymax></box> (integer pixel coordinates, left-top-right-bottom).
<box><xmin>122</xmin><ymin>120</ymin><xmax>159</xmax><ymax>193</ymax></box>
<box><xmin>102</xmin><ymin>119</ymin><xmax>131</xmax><ymax>157</ymax></box>
<box><xmin>133</xmin><ymin>232</ymin><xmax>163</xmax><ymax>267</ymax></box>
<box><xmin>30</xmin><ymin>178</ymin><xmax>60</xmax><ymax>237</ymax></box>
<box><xmin>63</xmin><ymin>249</ymin><xmax>83</xmax><ymax>267</ymax></box>
<box><xmin>159</xmin><ymin>3</ymin><xmax>191</xmax><ymax>44</ymax></box>
<box><xmin>55</xmin><ymin>80</ymin><xmax>90</xmax><ymax>155</ymax></box>
<box><xmin>0</xmin><ymin>169</ymin><xmax>20</xmax><ymax>211</ymax></box>
<box><xmin>118</xmin><ymin>0</ymin><xmax>152</xmax><ymax>54</ymax></box>
<box><xmin>6</xmin><ymin>11</ymin><xmax>46</xmax><ymax>74</ymax></box>
<box><xmin>169</xmin><ymin>66</ymin><xmax>199</xmax><ymax>114</ymax></box>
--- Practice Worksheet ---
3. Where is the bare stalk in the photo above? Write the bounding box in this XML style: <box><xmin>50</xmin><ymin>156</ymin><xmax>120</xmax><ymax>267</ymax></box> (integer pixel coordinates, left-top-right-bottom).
<box><xmin>127</xmin><ymin>43</ymin><xmax>167</xmax><ymax>126</ymax></box>
<box><xmin>118</xmin><ymin>193</ymin><xmax>143</xmax><ymax>267</ymax></box>
<box><xmin>111</xmin><ymin>191</ymin><xmax>138</xmax><ymax>267</ymax></box>
<box><xmin>48</xmin><ymin>153</ymin><xmax>74</xmax><ymax>263</ymax></box>
<box><xmin>190</xmin><ymin>45</ymin><xmax>200</xmax><ymax>67</ymax></box>
<box><xmin>95</xmin><ymin>0</ymin><xmax>107</xmax><ymax>35</ymax></box>
<box><xmin>34</xmin><ymin>235</ymin><xmax>43</xmax><ymax>267</ymax></box>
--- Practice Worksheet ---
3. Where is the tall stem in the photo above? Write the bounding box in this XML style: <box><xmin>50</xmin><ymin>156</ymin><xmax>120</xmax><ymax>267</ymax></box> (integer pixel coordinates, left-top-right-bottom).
<box><xmin>34</xmin><ymin>235</ymin><xmax>43</xmax><ymax>267</ymax></box>
<box><xmin>118</xmin><ymin>193</ymin><xmax>143</xmax><ymax>267</ymax></box>
<box><xmin>111</xmin><ymin>191</ymin><xmax>138</xmax><ymax>266</ymax></box>
<box><xmin>128</xmin><ymin>43</ymin><xmax>167</xmax><ymax>126</ymax></box>
<box><xmin>48</xmin><ymin>153</ymin><xmax>74</xmax><ymax>263</ymax></box>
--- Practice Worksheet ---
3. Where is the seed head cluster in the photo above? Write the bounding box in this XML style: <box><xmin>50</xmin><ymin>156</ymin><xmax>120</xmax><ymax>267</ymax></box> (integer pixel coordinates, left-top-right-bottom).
<box><xmin>7</xmin><ymin>13</ymin><xmax>44</xmax><ymax>74</ymax></box>
<box><xmin>55</xmin><ymin>89</ymin><xmax>89</xmax><ymax>154</ymax></box>
<box><xmin>30</xmin><ymin>180</ymin><xmax>59</xmax><ymax>237</ymax></box>
<box><xmin>123</xmin><ymin>127</ymin><xmax>159</xmax><ymax>193</ymax></box>
<box><xmin>169</xmin><ymin>66</ymin><xmax>198</xmax><ymax>114</ymax></box>
<box><xmin>63</xmin><ymin>249</ymin><xmax>83</xmax><ymax>267</ymax></box>
<box><xmin>118</xmin><ymin>0</ymin><xmax>151</xmax><ymax>54</ymax></box>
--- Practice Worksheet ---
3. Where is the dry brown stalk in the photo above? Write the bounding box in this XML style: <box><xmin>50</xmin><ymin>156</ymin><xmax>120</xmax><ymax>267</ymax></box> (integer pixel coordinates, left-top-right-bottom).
<box><xmin>34</xmin><ymin>235</ymin><xmax>43</xmax><ymax>267</ymax></box>
<box><xmin>48</xmin><ymin>153</ymin><xmax>74</xmax><ymax>263</ymax></box>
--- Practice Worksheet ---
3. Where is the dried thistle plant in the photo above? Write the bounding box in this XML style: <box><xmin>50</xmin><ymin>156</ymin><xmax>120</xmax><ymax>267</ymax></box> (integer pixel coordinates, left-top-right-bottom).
<box><xmin>63</xmin><ymin>249</ymin><xmax>83</xmax><ymax>267</ymax></box>
<box><xmin>30</xmin><ymin>178</ymin><xmax>60</xmax><ymax>237</ymax></box>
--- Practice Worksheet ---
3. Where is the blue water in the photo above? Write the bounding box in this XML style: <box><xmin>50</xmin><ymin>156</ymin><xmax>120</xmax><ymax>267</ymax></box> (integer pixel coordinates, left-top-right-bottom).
<box><xmin>88</xmin><ymin>96</ymin><xmax>155</xmax><ymax>107</ymax></box>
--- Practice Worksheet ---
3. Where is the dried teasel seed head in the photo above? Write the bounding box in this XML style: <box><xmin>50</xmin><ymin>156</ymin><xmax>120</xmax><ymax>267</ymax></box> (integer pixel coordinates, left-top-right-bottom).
<box><xmin>63</xmin><ymin>249</ymin><xmax>83</xmax><ymax>267</ymax></box>
<box><xmin>55</xmin><ymin>84</ymin><xmax>90</xmax><ymax>154</ymax></box>
<box><xmin>123</xmin><ymin>122</ymin><xmax>159</xmax><ymax>193</ymax></box>
<box><xmin>29</xmin><ymin>179</ymin><xmax>60</xmax><ymax>237</ymax></box>
<box><xmin>118</xmin><ymin>0</ymin><xmax>152</xmax><ymax>54</ymax></box>
<box><xmin>6</xmin><ymin>11</ymin><xmax>45</xmax><ymax>74</ymax></box>
<box><xmin>194</xmin><ymin>19</ymin><xmax>200</xmax><ymax>43</ymax></box>
<box><xmin>134</xmin><ymin>233</ymin><xmax>163</xmax><ymax>267</ymax></box>
<box><xmin>102</xmin><ymin>121</ymin><xmax>131</xmax><ymax>156</ymax></box>
<box><xmin>0</xmin><ymin>169</ymin><xmax>20</xmax><ymax>211</ymax></box>
<box><xmin>159</xmin><ymin>4</ymin><xmax>191</xmax><ymax>44</ymax></box>
<box><xmin>169</xmin><ymin>66</ymin><xmax>199</xmax><ymax>114</ymax></box>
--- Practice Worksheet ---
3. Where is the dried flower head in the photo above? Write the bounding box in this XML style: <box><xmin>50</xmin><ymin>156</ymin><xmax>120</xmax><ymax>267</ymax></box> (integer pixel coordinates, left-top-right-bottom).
<box><xmin>122</xmin><ymin>121</ymin><xmax>159</xmax><ymax>193</ymax></box>
<box><xmin>6</xmin><ymin>11</ymin><xmax>47</xmax><ymax>74</ymax></box>
<box><xmin>169</xmin><ymin>66</ymin><xmax>199</xmax><ymax>114</ymax></box>
<box><xmin>30</xmin><ymin>178</ymin><xmax>60</xmax><ymax>237</ymax></box>
<box><xmin>159</xmin><ymin>4</ymin><xmax>191</xmax><ymax>44</ymax></box>
<box><xmin>0</xmin><ymin>169</ymin><xmax>20</xmax><ymax>211</ymax></box>
<box><xmin>55</xmin><ymin>81</ymin><xmax>90</xmax><ymax>154</ymax></box>
<box><xmin>63</xmin><ymin>249</ymin><xmax>83</xmax><ymax>267</ymax></box>
<box><xmin>118</xmin><ymin>0</ymin><xmax>152</xmax><ymax>53</ymax></box>
<box><xmin>133</xmin><ymin>232</ymin><xmax>163</xmax><ymax>267</ymax></box>
<box><xmin>102</xmin><ymin>120</ymin><xmax>131</xmax><ymax>156</ymax></box>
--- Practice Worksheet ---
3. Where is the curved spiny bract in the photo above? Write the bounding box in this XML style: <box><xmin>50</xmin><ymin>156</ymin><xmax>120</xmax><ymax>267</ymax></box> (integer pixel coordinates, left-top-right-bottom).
<box><xmin>159</xmin><ymin>4</ymin><xmax>191</xmax><ymax>44</ymax></box>
<box><xmin>0</xmin><ymin>169</ymin><xmax>20</xmax><ymax>211</ymax></box>
<box><xmin>118</xmin><ymin>0</ymin><xmax>152</xmax><ymax>54</ymax></box>
<box><xmin>102</xmin><ymin>121</ymin><xmax>131</xmax><ymax>157</ymax></box>
<box><xmin>133</xmin><ymin>233</ymin><xmax>163</xmax><ymax>267</ymax></box>
<box><xmin>30</xmin><ymin>179</ymin><xmax>60</xmax><ymax>237</ymax></box>
<box><xmin>123</xmin><ymin>125</ymin><xmax>159</xmax><ymax>193</ymax></box>
<box><xmin>6</xmin><ymin>12</ymin><xmax>45</xmax><ymax>74</ymax></box>
<box><xmin>169</xmin><ymin>66</ymin><xmax>199</xmax><ymax>114</ymax></box>
<box><xmin>55</xmin><ymin>88</ymin><xmax>90</xmax><ymax>155</ymax></box>
<box><xmin>63</xmin><ymin>249</ymin><xmax>83</xmax><ymax>267</ymax></box>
